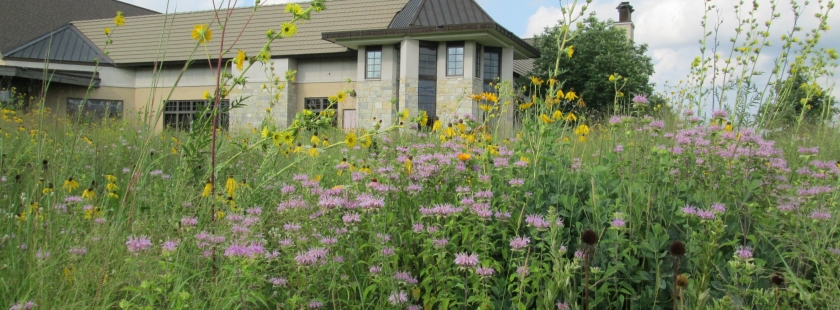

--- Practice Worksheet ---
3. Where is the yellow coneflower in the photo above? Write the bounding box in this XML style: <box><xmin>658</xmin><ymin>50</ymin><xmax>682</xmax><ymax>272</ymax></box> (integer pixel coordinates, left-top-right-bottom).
<box><xmin>82</xmin><ymin>136</ymin><xmax>93</xmax><ymax>145</ymax></box>
<box><xmin>404</xmin><ymin>156</ymin><xmax>413</xmax><ymax>175</ymax></box>
<box><xmin>64</xmin><ymin>265</ymin><xmax>75</xmax><ymax>284</ymax></box>
<box><xmin>106</xmin><ymin>182</ymin><xmax>119</xmax><ymax>192</ymax></box>
<box><xmin>310</xmin><ymin>132</ymin><xmax>320</xmax><ymax>145</ymax></box>
<box><xmin>456</xmin><ymin>121</ymin><xmax>466</xmax><ymax>133</ymax></box>
<box><xmin>191</xmin><ymin>24</ymin><xmax>213</xmax><ymax>44</ymax></box>
<box><xmin>519</xmin><ymin>102</ymin><xmax>534</xmax><ymax>110</ymax></box>
<box><xmin>216</xmin><ymin>211</ymin><xmax>226</xmax><ymax>221</ymax></box>
<box><xmin>202</xmin><ymin>182</ymin><xmax>213</xmax><ymax>197</ymax></box>
<box><xmin>225</xmin><ymin>176</ymin><xmax>237</xmax><ymax>197</ymax></box>
<box><xmin>483</xmin><ymin>92</ymin><xmax>499</xmax><ymax>103</ymax></box>
<box><xmin>293</xmin><ymin>143</ymin><xmax>303</xmax><ymax>153</ymax></box>
<box><xmin>42</xmin><ymin>183</ymin><xmax>54</xmax><ymax>195</ymax></box>
<box><xmin>565</xmin><ymin>90</ymin><xmax>578</xmax><ymax>101</ymax></box>
<box><xmin>579</xmin><ymin>135</ymin><xmax>587</xmax><ymax>143</ymax></box>
<box><xmin>16</xmin><ymin>212</ymin><xmax>27</xmax><ymax>222</ymax></box>
<box><xmin>82</xmin><ymin>188</ymin><xmax>96</xmax><ymax>200</ymax></box>
<box><xmin>108</xmin><ymin>192</ymin><xmax>119</xmax><ymax>199</ymax></box>
<box><xmin>574</xmin><ymin>124</ymin><xmax>591</xmax><ymax>136</ymax></box>
<box><xmin>63</xmin><ymin>177</ymin><xmax>80</xmax><ymax>193</ymax></box>
<box><xmin>724</xmin><ymin>122</ymin><xmax>733</xmax><ymax>133</ymax></box>
<box><xmin>280</xmin><ymin>22</ymin><xmax>298</xmax><ymax>38</ymax></box>
<box><xmin>322</xmin><ymin>138</ymin><xmax>330</xmax><ymax>147</ymax></box>
<box><xmin>235</xmin><ymin>50</ymin><xmax>246</xmax><ymax>70</ymax></box>
<box><xmin>432</xmin><ymin>118</ymin><xmax>442</xmax><ymax>132</ymax></box>
<box><xmin>444</xmin><ymin>124</ymin><xmax>456</xmax><ymax>137</ymax></box>
<box><xmin>609</xmin><ymin>74</ymin><xmax>616</xmax><ymax>82</ymax></box>
<box><xmin>539</xmin><ymin>114</ymin><xmax>554</xmax><ymax>124</ymax></box>
<box><xmin>105</xmin><ymin>175</ymin><xmax>117</xmax><ymax>183</ymax></box>
<box><xmin>307</xmin><ymin>145</ymin><xmax>320</xmax><ymax>157</ymax></box>
<box><xmin>530</xmin><ymin>76</ymin><xmax>544</xmax><ymax>85</ymax></box>
<box><xmin>420</xmin><ymin>111</ymin><xmax>429</xmax><ymax>126</ymax></box>
<box><xmin>360</xmin><ymin>165</ymin><xmax>372</xmax><ymax>174</ymax></box>
<box><xmin>84</xmin><ymin>207</ymin><xmax>102</xmax><ymax>220</ymax></box>
<box><xmin>565</xmin><ymin>112</ymin><xmax>577</xmax><ymax>122</ymax></box>
<box><xmin>552</xmin><ymin>110</ymin><xmax>563</xmax><ymax>120</ymax></box>
<box><xmin>345</xmin><ymin>132</ymin><xmax>358</xmax><ymax>148</ymax></box>
<box><xmin>227</xmin><ymin>197</ymin><xmax>239</xmax><ymax>212</ymax></box>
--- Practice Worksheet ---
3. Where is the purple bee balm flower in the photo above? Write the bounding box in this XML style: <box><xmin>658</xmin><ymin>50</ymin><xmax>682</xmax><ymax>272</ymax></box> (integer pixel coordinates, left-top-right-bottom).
<box><xmin>574</xmin><ymin>250</ymin><xmax>585</xmax><ymax>259</ymax></box>
<box><xmin>412</xmin><ymin>223</ymin><xmax>425</xmax><ymax>233</ymax></box>
<box><xmin>611</xmin><ymin>218</ymin><xmax>626</xmax><ymax>228</ymax></box>
<box><xmin>381</xmin><ymin>247</ymin><xmax>396</xmax><ymax>256</ymax></box>
<box><xmin>681</xmin><ymin>205</ymin><xmax>697</xmax><ymax>215</ymax></box>
<box><xmin>712</xmin><ymin>110</ymin><xmax>729</xmax><ymax>119</ymax></box>
<box><xmin>516</xmin><ymin>266</ymin><xmax>529</xmax><ymax>277</ymax></box>
<box><xmin>830</xmin><ymin>248</ymin><xmax>840</xmax><ymax>255</ymax></box>
<box><xmin>510</xmin><ymin>236</ymin><xmax>530</xmax><ymax>250</ymax></box>
<box><xmin>388</xmin><ymin>291</ymin><xmax>408</xmax><ymax>305</ymax></box>
<box><xmin>508</xmin><ymin>178</ymin><xmax>525</xmax><ymax>186</ymax></box>
<box><xmin>556</xmin><ymin>302</ymin><xmax>570</xmax><ymax>310</ymax></box>
<box><xmin>432</xmin><ymin>238</ymin><xmax>449</xmax><ymax>248</ymax></box>
<box><xmin>181</xmin><ymin>216</ymin><xmax>198</xmax><ymax>227</ymax></box>
<box><xmin>342</xmin><ymin>212</ymin><xmax>361</xmax><ymax>224</ymax></box>
<box><xmin>308</xmin><ymin>301</ymin><xmax>324</xmax><ymax>309</ymax></box>
<box><xmin>811</xmin><ymin>210</ymin><xmax>832</xmax><ymax>220</ymax></box>
<box><xmin>735</xmin><ymin>246</ymin><xmax>753</xmax><ymax>260</ymax></box>
<box><xmin>696</xmin><ymin>210</ymin><xmax>716</xmax><ymax>220</ymax></box>
<box><xmin>269</xmin><ymin>277</ymin><xmax>287</xmax><ymax>287</ymax></box>
<box><xmin>369</xmin><ymin>265</ymin><xmax>382</xmax><ymax>273</ymax></box>
<box><xmin>407</xmin><ymin>305</ymin><xmax>422</xmax><ymax>310</ymax></box>
<box><xmin>475</xmin><ymin>266</ymin><xmax>495</xmax><ymax>277</ymax></box>
<box><xmin>454</xmin><ymin>252</ymin><xmax>479</xmax><ymax>267</ymax></box>
<box><xmin>632</xmin><ymin>94</ymin><xmax>649</xmax><ymax>104</ymax></box>
<box><xmin>126</xmin><ymin>236</ymin><xmax>152</xmax><ymax>253</ymax></box>
<box><xmin>710</xmin><ymin>203</ymin><xmax>726</xmax><ymax>213</ymax></box>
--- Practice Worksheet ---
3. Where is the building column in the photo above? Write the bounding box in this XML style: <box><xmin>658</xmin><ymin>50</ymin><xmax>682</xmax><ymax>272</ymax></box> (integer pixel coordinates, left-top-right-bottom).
<box><xmin>399</xmin><ymin>39</ymin><xmax>420</xmax><ymax>120</ymax></box>
<box><xmin>356</xmin><ymin>46</ymin><xmax>398</xmax><ymax>129</ymax></box>
<box><xmin>229</xmin><ymin>58</ymin><xmax>297</xmax><ymax>130</ymax></box>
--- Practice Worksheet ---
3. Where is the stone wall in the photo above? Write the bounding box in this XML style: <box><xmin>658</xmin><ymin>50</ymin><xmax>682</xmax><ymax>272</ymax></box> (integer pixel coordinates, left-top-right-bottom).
<box><xmin>356</xmin><ymin>79</ymin><xmax>397</xmax><ymax>128</ymax></box>
<box><xmin>436</xmin><ymin>77</ymin><xmax>482</xmax><ymax>125</ymax></box>
<box><xmin>229</xmin><ymin>83</ymin><xmax>296</xmax><ymax>131</ymax></box>
<box><xmin>398</xmin><ymin>78</ymin><xmax>419</xmax><ymax>116</ymax></box>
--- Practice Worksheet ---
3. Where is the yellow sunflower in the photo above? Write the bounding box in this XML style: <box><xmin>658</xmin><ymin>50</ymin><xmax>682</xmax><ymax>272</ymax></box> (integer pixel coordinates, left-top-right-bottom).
<box><xmin>191</xmin><ymin>24</ymin><xmax>213</xmax><ymax>44</ymax></box>
<box><xmin>345</xmin><ymin>132</ymin><xmax>358</xmax><ymax>148</ymax></box>
<box><xmin>280</xmin><ymin>22</ymin><xmax>297</xmax><ymax>38</ymax></box>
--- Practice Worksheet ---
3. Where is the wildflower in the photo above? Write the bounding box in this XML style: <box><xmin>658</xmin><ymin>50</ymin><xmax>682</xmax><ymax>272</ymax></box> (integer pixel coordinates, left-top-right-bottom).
<box><xmin>202</xmin><ymin>182</ymin><xmax>213</xmax><ymax>197</ymax></box>
<box><xmin>565</xmin><ymin>112</ymin><xmax>577</xmax><ymax>122</ymax></box>
<box><xmin>530</xmin><ymin>76</ymin><xmax>544</xmax><ymax>85</ymax></box>
<box><xmin>404</xmin><ymin>156</ymin><xmax>413</xmax><ymax>175</ymax></box>
<box><xmin>811</xmin><ymin>210</ymin><xmax>832</xmax><ymax>220</ymax></box>
<box><xmin>63</xmin><ymin>177</ymin><xmax>79</xmax><ymax>192</ymax></box>
<box><xmin>345</xmin><ymin>132</ymin><xmax>358</xmax><ymax>148</ymax></box>
<box><xmin>419</xmin><ymin>111</ymin><xmax>429</xmax><ymax>126</ymax></box>
<box><xmin>483</xmin><ymin>92</ymin><xmax>499</xmax><ymax>103</ymax></box>
<box><xmin>308</xmin><ymin>301</ymin><xmax>324</xmax><ymax>309</ymax></box>
<box><xmin>225</xmin><ymin>176</ymin><xmax>237</xmax><ymax>197</ymax></box>
<box><xmin>476</xmin><ymin>266</ymin><xmax>495</xmax><ymax>277</ymax></box>
<box><xmin>280</xmin><ymin>22</ymin><xmax>297</xmax><ymax>38</ymax></box>
<box><xmin>285</xmin><ymin>3</ymin><xmax>305</xmax><ymax>15</ymax></box>
<box><xmin>510</xmin><ymin>236</ymin><xmax>530</xmax><ymax>250</ymax></box>
<box><xmin>539</xmin><ymin>114</ymin><xmax>555</xmax><ymax>124</ymax></box>
<box><xmin>432</xmin><ymin>118</ymin><xmax>442</xmax><ymax>131</ymax></box>
<box><xmin>724</xmin><ymin>122</ymin><xmax>733</xmax><ymax>133</ymax></box>
<box><xmin>581</xmin><ymin>229</ymin><xmax>599</xmax><ymax>246</ymax></box>
<box><xmin>734</xmin><ymin>246</ymin><xmax>753</xmax><ymax>260</ymax></box>
<box><xmin>162</xmin><ymin>240</ymin><xmax>179</xmax><ymax>253</ymax></box>
<box><xmin>234</xmin><ymin>50</ymin><xmax>246</xmax><ymax>70</ymax></box>
<box><xmin>710</xmin><ymin>203</ymin><xmax>726</xmax><ymax>213</ymax></box>
<box><xmin>81</xmin><ymin>188</ymin><xmax>96</xmax><ymax>200</ymax></box>
<box><xmin>611</xmin><ymin>218</ymin><xmax>626</xmax><ymax>228</ymax></box>
<box><xmin>457</xmin><ymin>153</ymin><xmax>471</xmax><ymax>161</ymax></box>
<box><xmin>336</xmin><ymin>91</ymin><xmax>347</xmax><ymax>103</ymax></box>
<box><xmin>632</xmin><ymin>94</ymin><xmax>649</xmax><ymax>104</ymax></box>
<box><xmin>191</xmin><ymin>24</ymin><xmax>213</xmax><ymax>44</ymax></box>
<box><xmin>454</xmin><ymin>252</ymin><xmax>479</xmax><ymax>267</ymax></box>
<box><xmin>574</xmin><ymin>124</ymin><xmax>590</xmax><ymax>136</ymax></box>
<box><xmin>388</xmin><ymin>291</ymin><xmax>408</xmax><ymax>305</ymax></box>
<box><xmin>114</xmin><ymin>11</ymin><xmax>125</xmax><ymax>26</ymax></box>
<box><xmin>126</xmin><ymin>236</ymin><xmax>153</xmax><ymax>253</ymax></box>
<box><xmin>565</xmin><ymin>90</ymin><xmax>578</xmax><ymax>101</ymax></box>
<box><xmin>269</xmin><ymin>277</ymin><xmax>288</xmax><ymax>287</ymax></box>
<box><xmin>566</xmin><ymin>45</ymin><xmax>574</xmax><ymax>58</ymax></box>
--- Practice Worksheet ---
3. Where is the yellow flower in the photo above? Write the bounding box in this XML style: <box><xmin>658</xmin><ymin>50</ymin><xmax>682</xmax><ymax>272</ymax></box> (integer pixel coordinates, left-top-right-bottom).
<box><xmin>192</xmin><ymin>24</ymin><xmax>212</xmax><ymax>44</ymax></box>
<box><xmin>64</xmin><ymin>265</ymin><xmax>75</xmax><ymax>284</ymax></box>
<box><xmin>548</xmin><ymin>78</ymin><xmax>557</xmax><ymax>87</ymax></box>
<box><xmin>336</xmin><ymin>91</ymin><xmax>347</xmax><ymax>103</ymax></box>
<box><xmin>322</xmin><ymin>138</ymin><xmax>330</xmax><ymax>147</ymax></box>
<box><xmin>307</xmin><ymin>146</ymin><xmax>320</xmax><ymax>157</ymax></box>
<box><xmin>578</xmin><ymin>135</ymin><xmax>586</xmax><ymax>143</ymax></box>
<box><xmin>360</xmin><ymin>135</ymin><xmax>372</xmax><ymax>148</ymax></box>
<box><xmin>105</xmin><ymin>175</ymin><xmax>117</xmax><ymax>183</ymax></box>
<box><xmin>106</xmin><ymin>182</ymin><xmax>119</xmax><ymax>192</ymax></box>
<box><xmin>724</xmin><ymin>122</ymin><xmax>733</xmax><ymax>133</ymax></box>
<box><xmin>574</xmin><ymin>124</ymin><xmax>591</xmax><ymax>136</ymax></box>
<box><xmin>567</xmin><ymin>45</ymin><xmax>574</xmax><ymax>58</ymax></box>
<box><xmin>63</xmin><ymin>178</ymin><xmax>80</xmax><ymax>193</ymax></box>
<box><xmin>483</xmin><ymin>92</ymin><xmax>499</xmax><ymax>103</ymax></box>
<box><xmin>404</xmin><ymin>156</ymin><xmax>413</xmax><ymax>175</ymax></box>
<box><xmin>432</xmin><ymin>119</ymin><xmax>442</xmax><ymax>132</ymax></box>
<box><xmin>398</xmin><ymin>110</ymin><xmax>409</xmax><ymax>122</ymax></box>
<box><xmin>216</xmin><ymin>211</ymin><xmax>226</xmax><ymax>221</ymax></box>
<box><xmin>225</xmin><ymin>176</ymin><xmax>237</xmax><ymax>197</ymax></box>
<box><xmin>82</xmin><ymin>188</ymin><xmax>96</xmax><ymax>200</ymax></box>
<box><xmin>609</xmin><ymin>74</ymin><xmax>616</xmax><ymax>82</ymax></box>
<box><xmin>328</xmin><ymin>95</ymin><xmax>338</xmax><ymax>102</ymax></box>
<box><xmin>280</xmin><ymin>22</ymin><xmax>297</xmax><ymax>38</ymax></box>
<box><xmin>479</xmin><ymin>104</ymin><xmax>493</xmax><ymax>112</ymax></box>
<box><xmin>457</xmin><ymin>153</ymin><xmax>472</xmax><ymax>161</ymax></box>
<box><xmin>84</xmin><ymin>207</ymin><xmax>102</xmax><ymax>220</ymax></box>
<box><xmin>420</xmin><ymin>111</ymin><xmax>429</xmax><ymax>126</ymax></box>
<box><xmin>235</xmin><ymin>50</ymin><xmax>246</xmax><ymax>71</ymax></box>
<box><xmin>530</xmin><ymin>76</ymin><xmax>544</xmax><ymax>85</ymax></box>
<box><xmin>345</xmin><ymin>132</ymin><xmax>358</xmax><ymax>148</ymax></box>
<box><xmin>468</xmin><ymin>93</ymin><xmax>485</xmax><ymax>101</ymax></box>
<box><xmin>519</xmin><ymin>156</ymin><xmax>530</xmax><ymax>165</ymax></box>
<box><xmin>114</xmin><ymin>11</ymin><xmax>125</xmax><ymax>27</ymax></box>
<box><xmin>565</xmin><ymin>91</ymin><xmax>578</xmax><ymax>101</ymax></box>
<box><xmin>565</xmin><ymin>112</ymin><xmax>577</xmax><ymax>122</ymax></box>
<box><xmin>519</xmin><ymin>102</ymin><xmax>534</xmax><ymax>110</ymax></box>
<box><xmin>444</xmin><ymin>125</ymin><xmax>456</xmax><ymax>137</ymax></box>
<box><xmin>202</xmin><ymin>182</ymin><xmax>213</xmax><ymax>197</ymax></box>
<box><xmin>260</xmin><ymin>127</ymin><xmax>270</xmax><ymax>138</ymax></box>
<box><xmin>104</xmin><ymin>28</ymin><xmax>112</xmax><ymax>35</ymax></box>
<box><xmin>285</xmin><ymin>3</ymin><xmax>304</xmax><ymax>15</ymax></box>
<box><xmin>539</xmin><ymin>114</ymin><xmax>555</xmax><ymax>124</ymax></box>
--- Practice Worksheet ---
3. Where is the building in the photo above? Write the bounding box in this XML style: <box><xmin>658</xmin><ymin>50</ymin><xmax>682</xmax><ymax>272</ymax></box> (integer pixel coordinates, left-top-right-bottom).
<box><xmin>1</xmin><ymin>0</ymin><xmax>539</xmax><ymax>131</ymax></box>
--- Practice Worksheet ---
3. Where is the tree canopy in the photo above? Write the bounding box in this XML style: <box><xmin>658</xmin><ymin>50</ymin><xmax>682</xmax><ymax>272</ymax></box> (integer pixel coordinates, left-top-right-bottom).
<box><xmin>528</xmin><ymin>16</ymin><xmax>655</xmax><ymax>115</ymax></box>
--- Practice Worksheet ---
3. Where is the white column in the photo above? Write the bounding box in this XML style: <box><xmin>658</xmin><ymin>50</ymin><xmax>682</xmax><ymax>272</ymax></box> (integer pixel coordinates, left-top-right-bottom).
<box><xmin>501</xmin><ymin>47</ymin><xmax>514</xmax><ymax>82</ymax></box>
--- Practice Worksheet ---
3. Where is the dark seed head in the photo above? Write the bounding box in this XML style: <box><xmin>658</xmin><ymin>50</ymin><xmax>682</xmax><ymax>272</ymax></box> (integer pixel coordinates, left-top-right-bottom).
<box><xmin>675</xmin><ymin>274</ymin><xmax>689</xmax><ymax>288</ymax></box>
<box><xmin>670</xmin><ymin>240</ymin><xmax>686</xmax><ymax>257</ymax></box>
<box><xmin>771</xmin><ymin>273</ymin><xmax>785</xmax><ymax>286</ymax></box>
<box><xmin>581</xmin><ymin>229</ymin><xmax>598</xmax><ymax>245</ymax></box>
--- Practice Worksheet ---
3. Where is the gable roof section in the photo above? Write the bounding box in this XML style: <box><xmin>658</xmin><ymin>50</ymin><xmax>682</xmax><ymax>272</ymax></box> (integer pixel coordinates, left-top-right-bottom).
<box><xmin>0</xmin><ymin>0</ymin><xmax>158</xmax><ymax>53</ymax></box>
<box><xmin>389</xmin><ymin>0</ymin><xmax>494</xmax><ymax>28</ymax></box>
<box><xmin>4</xmin><ymin>25</ymin><xmax>113</xmax><ymax>64</ymax></box>
<box><xmin>513</xmin><ymin>38</ymin><xmax>536</xmax><ymax>76</ymax></box>
<box><xmin>73</xmin><ymin>0</ymin><xmax>411</xmax><ymax>65</ymax></box>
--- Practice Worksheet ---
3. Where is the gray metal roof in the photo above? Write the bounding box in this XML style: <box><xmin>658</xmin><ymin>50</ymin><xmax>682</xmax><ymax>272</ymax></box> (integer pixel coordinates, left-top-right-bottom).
<box><xmin>0</xmin><ymin>65</ymin><xmax>100</xmax><ymax>87</ymax></box>
<box><xmin>3</xmin><ymin>25</ymin><xmax>113</xmax><ymax>64</ymax></box>
<box><xmin>0</xmin><ymin>0</ymin><xmax>158</xmax><ymax>53</ymax></box>
<box><xmin>389</xmin><ymin>0</ymin><xmax>494</xmax><ymax>28</ymax></box>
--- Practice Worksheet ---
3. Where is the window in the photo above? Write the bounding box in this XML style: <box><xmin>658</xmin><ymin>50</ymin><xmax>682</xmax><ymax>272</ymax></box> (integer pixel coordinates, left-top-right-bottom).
<box><xmin>163</xmin><ymin>100</ymin><xmax>229</xmax><ymax>131</ymax></box>
<box><xmin>304</xmin><ymin>97</ymin><xmax>337</xmax><ymax>125</ymax></box>
<box><xmin>475</xmin><ymin>44</ymin><xmax>482</xmax><ymax>78</ymax></box>
<box><xmin>419</xmin><ymin>42</ymin><xmax>438</xmax><ymax>124</ymax></box>
<box><xmin>365</xmin><ymin>46</ymin><xmax>382</xmax><ymax>79</ymax></box>
<box><xmin>447</xmin><ymin>42</ymin><xmax>464</xmax><ymax>76</ymax></box>
<box><xmin>483</xmin><ymin>47</ymin><xmax>501</xmax><ymax>93</ymax></box>
<box><xmin>67</xmin><ymin>98</ymin><xmax>123</xmax><ymax>120</ymax></box>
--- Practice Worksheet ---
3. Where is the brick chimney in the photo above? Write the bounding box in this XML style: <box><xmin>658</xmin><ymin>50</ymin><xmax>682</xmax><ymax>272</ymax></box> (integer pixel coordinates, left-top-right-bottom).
<box><xmin>614</xmin><ymin>2</ymin><xmax>635</xmax><ymax>41</ymax></box>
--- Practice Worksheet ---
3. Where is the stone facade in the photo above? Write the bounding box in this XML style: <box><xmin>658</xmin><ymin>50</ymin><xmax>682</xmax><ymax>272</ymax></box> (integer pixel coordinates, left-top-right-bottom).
<box><xmin>229</xmin><ymin>82</ymin><xmax>297</xmax><ymax>130</ymax></box>
<box><xmin>356</xmin><ymin>79</ymin><xmax>398</xmax><ymax>128</ymax></box>
<box><xmin>436</xmin><ymin>77</ymin><xmax>483</xmax><ymax>124</ymax></box>
<box><xmin>398</xmin><ymin>78</ymin><xmax>419</xmax><ymax>116</ymax></box>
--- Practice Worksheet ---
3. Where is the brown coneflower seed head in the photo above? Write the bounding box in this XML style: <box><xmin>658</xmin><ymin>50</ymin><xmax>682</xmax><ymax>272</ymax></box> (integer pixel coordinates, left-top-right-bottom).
<box><xmin>771</xmin><ymin>273</ymin><xmax>785</xmax><ymax>286</ymax></box>
<box><xmin>581</xmin><ymin>229</ymin><xmax>598</xmax><ymax>245</ymax></box>
<box><xmin>675</xmin><ymin>274</ymin><xmax>689</xmax><ymax>288</ymax></box>
<box><xmin>670</xmin><ymin>240</ymin><xmax>686</xmax><ymax>257</ymax></box>
<box><xmin>371</xmin><ymin>178</ymin><xmax>378</xmax><ymax>183</ymax></box>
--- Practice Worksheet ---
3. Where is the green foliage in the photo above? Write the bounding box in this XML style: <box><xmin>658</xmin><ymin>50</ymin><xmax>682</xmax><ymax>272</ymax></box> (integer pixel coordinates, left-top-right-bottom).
<box><xmin>529</xmin><ymin>16</ymin><xmax>655</xmax><ymax>115</ymax></box>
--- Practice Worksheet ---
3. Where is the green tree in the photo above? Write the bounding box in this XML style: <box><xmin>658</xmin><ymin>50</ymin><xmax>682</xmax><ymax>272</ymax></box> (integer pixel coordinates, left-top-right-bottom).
<box><xmin>528</xmin><ymin>16</ymin><xmax>655</xmax><ymax>114</ymax></box>
<box><xmin>764</xmin><ymin>70</ymin><xmax>837</xmax><ymax>126</ymax></box>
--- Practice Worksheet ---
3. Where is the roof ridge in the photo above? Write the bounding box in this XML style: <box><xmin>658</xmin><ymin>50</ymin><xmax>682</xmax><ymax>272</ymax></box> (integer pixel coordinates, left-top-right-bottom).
<box><xmin>3</xmin><ymin>24</ymin><xmax>113</xmax><ymax>64</ymax></box>
<box><xmin>3</xmin><ymin>24</ymin><xmax>73</xmax><ymax>55</ymax></box>
<box><xmin>71</xmin><ymin>0</ymin><xmax>329</xmax><ymax>24</ymax></box>
<box><xmin>111</xmin><ymin>0</ymin><xmax>160</xmax><ymax>15</ymax></box>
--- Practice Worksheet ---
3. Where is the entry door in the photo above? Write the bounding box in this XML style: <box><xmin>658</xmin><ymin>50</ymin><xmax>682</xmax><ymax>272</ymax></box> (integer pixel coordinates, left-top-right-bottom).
<box><xmin>343</xmin><ymin>109</ymin><xmax>356</xmax><ymax>129</ymax></box>
<box><xmin>418</xmin><ymin>42</ymin><xmax>438</xmax><ymax>123</ymax></box>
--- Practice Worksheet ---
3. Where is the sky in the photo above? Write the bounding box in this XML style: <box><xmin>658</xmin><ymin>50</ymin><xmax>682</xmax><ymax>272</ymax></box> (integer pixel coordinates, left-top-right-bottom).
<box><xmin>124</xmin><ymin>0</ymin><xmax>839</xmax><ymax>102</ymax></box>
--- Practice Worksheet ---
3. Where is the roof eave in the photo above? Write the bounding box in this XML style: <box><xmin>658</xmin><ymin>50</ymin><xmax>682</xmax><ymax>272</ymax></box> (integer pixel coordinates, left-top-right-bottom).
<box><xmin>323</xmin><ymin>23</ymin><xmax>540</xmax><ymax>58</ymax></box>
